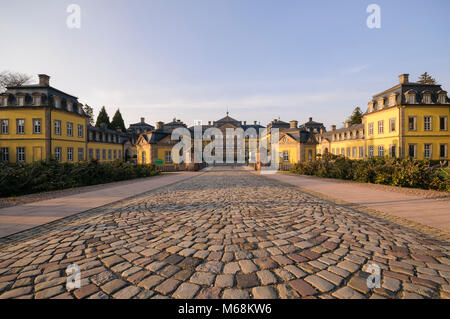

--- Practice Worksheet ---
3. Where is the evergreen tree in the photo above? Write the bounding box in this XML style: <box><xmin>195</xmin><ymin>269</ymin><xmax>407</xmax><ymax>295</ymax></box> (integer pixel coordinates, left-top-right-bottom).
<box><xmin>83</xmin><ymin>104</ymin><xmax>95</xmax><ymax>125</ymax></box>
<box><xmin>95</xmin><ymin>106</ymin><xmax>111</xmax><ymax>128</ymax></box>
<box><xmin>110</xmin><ymin>109</ymin><xmax>126</xmax><ymax>132</ymax></box>
<box><xmin>418</xmin><ymin>72</ymin><xmax>436</xmax><ymax>84</ymax></box>
<box><xmin>347</xmin><ymin>107</ymin><xmax>363</xmax><ymax>125</ymax></box>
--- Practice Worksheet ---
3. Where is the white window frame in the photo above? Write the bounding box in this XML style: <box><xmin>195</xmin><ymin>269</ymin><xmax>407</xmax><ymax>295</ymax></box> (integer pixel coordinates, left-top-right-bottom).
<box><xmin>54</xmin><ymin>120</ymin><xmax>61</xmax><ymax>135</ymax></box>
<box><xmin>67</xmin><ymin>147</ymin><xmax>73</xmax><ymax>161</ymax></box>
<box><xmin>424</xmin><ymin>116</ymin><xmax>432</xmax><ymax>131</ymax></box>
<box><xmin>78</xmin><ymin>148</ymin><xmax>84</xmax><ymax>161</ymax></box>
<box><xmin>368</xmin><ymin>145</ymin><xmax>374</xmax><ymax>157</ymax></box>
<box><xmin>33</xmin><ymin>119</ymin><xmax>41</xmax><ymax>134</ymax></box>
<box><xmin>368</xmin><ymin>123</ymin><xmax>373</xmax><ymax>135</ymax></box>
<box><xmin>283</xmin><ymin>151</ymin><xmax>289</xmax><ymax>162</ymax></box>
<box><xmin>439</xmin><ymin>116</ymin><xmax>448</xmax><ymax>131</ymax></box>
<box><xmin>424</xmin><ymin>144</ymin><xmax>432</xmax><ymax>159</ymax></box>
<box><xmin>389</xmin><ymin>118</ymin><xmax>396</xmax><ymax>132</ymax></box>
<box><xmin>165</xmin><ymin>150</ymin><xmax>172</xmax><ymax>163</ymax></box>
<box><xmin>378</xmin><ymin>145</ymin><xmax>384</xmax><ymax>157</ymax></box>
<box><xmin>67</xmin><ymin>122</ymin><xmax>73</xmax><ymax>137</ymax></box>
<box><xmin>78</xmin><ymin>124</ymin><xmax>84</xmax><ymax>138</ymax></box>
<box><xmin>55</xmin><ymin>147</ymin><xmax>62</xmax><ymax>162</ymax></box>
<box><xmin>408</xmin><ymin>144</ymin><xmax>417</xmax><ymax>158</ymax></box>
<box><xmin>17</xmin><ymin>147</ymin><xmax>25</xmax><ymax>162</ymax></box>
<box><xmin>408</xmin><ymin>116</ymin><xmax>417</xmax><ymax>131</ymax></box>
<box><xmin>378</xmin><ymin>120</ymin><xmax>384</xmax><ymax>134</ymax></box>
<box><xmin>1</xmin><ymin>119</ymin><xmax>8</xmax><ymax>134</ymax></box>
<box><xmin>1</xmin><ymin>147</ymin><xmax>9</xmax><ymax>162</ymax></box>
<box><xmin>16</xmin><ymin>119</ymin><xmax>25</xmax><ymax>134</ymax></box>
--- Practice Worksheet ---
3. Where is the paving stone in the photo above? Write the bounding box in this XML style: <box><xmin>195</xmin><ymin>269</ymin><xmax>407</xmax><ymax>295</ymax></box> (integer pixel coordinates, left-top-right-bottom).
<box><xmin>101</xmin><ymin>279</ymin><xmax>127</xmax><ymax>294</ymax></box>
<box><xmin>35</xmin><ymin>285</ymin><xmax>65</xmax><ymax>299</ymax></box>
<box><xmin>238</xmin><ymin>260</ymin><xmax>258</xmax><ymax>274</ymax></box>
<box><xmin>196</xmin><ymin>261</ymin><xmax>223</xmax><ymax>274</ymax></box>
<box><xmin>74</xmin><ymin>284</ymin><xmax>99</xmax><ymax>299</ymax></box>
<box><xmin>256</xmin><ymin>270</ymin><xmax>278</xmax><ymax>285</ymax></box>
<box><xmin>215</xmin><ymin>275</ymin><xmax>234</xmax><ymax>288</ymax></box>
<box><xmin>236</xmin><ymin>273</ymin><xmax>259</xmax><ymax>289</ymax></box>
<box><xmin>252</xmin><ymin>286</ymin><xmax>277</xmax><ymax>299</ymax></box>
<box><xmin>113</xmin><ymin>286</ymin><xmax>141</xmax><ymax>299</ymax></box>
<box><xmin>190</xmin><ymin>272</ymin><xmax>216</xmax><ymax>286</ymax></box>
<box><xmin>173</xmin><ymin>282</ymin><xmax>201</xmax><ymax>299</ymax></box>
<box><xmin>332</xmin><ymin>286</ymin><xmax>365</xmax><ymax>299</ymax></box>
<box><xmin>289</xmin><ymin>279</ymin><xmax>317</xmax><ymax>297</ymax></box>
<box><xmin>304</xmin><ymin>275</ymin><xmax>334</xmax><ymax>292</ymax></box>
<box><xmin>222</xmin><ymin>289</ymin><xmax>249</xmax><ymax>299</ymax></box>
<box><xmin>138</xmin><ymin>275</ymin><xmax>164</xmax><ymax>290</ymax></box>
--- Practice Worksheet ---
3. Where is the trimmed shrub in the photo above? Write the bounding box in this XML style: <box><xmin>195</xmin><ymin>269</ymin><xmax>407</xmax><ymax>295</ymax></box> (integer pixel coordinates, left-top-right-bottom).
<box><xmin>290</xmin><ymin>154</ymin><xmax>449</xmax><ymax>192</ymax></box>
<box><xmin>0</xmin><ymin>159</ymin><xmax>159</xmax><ymax>197</ymax></box>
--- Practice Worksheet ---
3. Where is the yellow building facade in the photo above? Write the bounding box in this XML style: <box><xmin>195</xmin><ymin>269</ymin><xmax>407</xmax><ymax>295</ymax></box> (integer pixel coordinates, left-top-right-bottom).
<box><xmin>317</xmin><ymin>74</ymin><xmax>449</xmax><ymax>161</ymax></box>
<box><xmin>0</xmin><ymin>74</ymin><xmax>129</xmax><ymax>164</ymax></box>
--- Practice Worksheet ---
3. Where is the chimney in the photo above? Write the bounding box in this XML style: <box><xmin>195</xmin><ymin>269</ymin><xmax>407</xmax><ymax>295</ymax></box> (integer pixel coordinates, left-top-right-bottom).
<box><xmin>399</xmin><ymin>74</ymin><xmax>409</xmax><ymax>84</ymax></box>
<box><xmin>208</xmin><ymin>121</ymin><xmax>211</xmax><ymax>125</ymax></box>
<box><xmin>331</xmin><ymin>125</ymin><xmax>336</xmax><ymax>131</ymax></box>
<box><xmin>38</xmin><ymin>74</ymin><xmax>50</xmax><ymax>86</ymax></box>
<box><xmin>156</xmin><ymin>121</ymin><xmax>164</xmax><ymax>130</ymax></box>
<box><xmin>254</xmin><ymin>121</ymin><xmax>257</xmax><ymax>125</ymax></box>
<box><xmin>290</xmin><ymin>120</ymin><xmax>298</xmax><ymax>129</ymax></box>
<box><xmin>244</xmin><ymin>121</ymin><xmax>247</xmax><ymax>125</ymax></box>
<box><xmin>345</xmin><ymin>122</ymin><xmax>350</xmax><ymax>128</ymax></box>
<box><xmin>309</xmin><ymin>117</ymin><xmax>313</xmax><ymax>122</ymax></box>
<box><xmin>140</xmin><ymin>117</ymin><xmax>145</xmax><ymax>124</ymax></box>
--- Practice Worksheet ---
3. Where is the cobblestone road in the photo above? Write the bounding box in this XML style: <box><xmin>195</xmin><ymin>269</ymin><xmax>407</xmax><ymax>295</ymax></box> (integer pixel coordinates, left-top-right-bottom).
<box><xmin>0</xmin><ymin>167</ymin><xmax>449</xmax><ymax>299</ymax></box>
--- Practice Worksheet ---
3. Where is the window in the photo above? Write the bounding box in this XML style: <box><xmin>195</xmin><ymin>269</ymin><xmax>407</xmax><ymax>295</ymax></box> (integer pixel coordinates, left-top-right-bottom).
<box><xmin>55</xmin><ymin>147</ymin><xmax>62</xmax><ymax>162</ymax></box>
<box><xmin>331</xmin><ymin>148</ymin><xmax>335</xmax><ymax>155</ymax></box>
<box><xmin>283</xmin><ymin>151</ymin><xmax>289</xmax><ymax>162</ymax></box>
<box><xmin>408</xmin><ymin>117</ymin><xmax>417</xmax><ymax>131</ymax></box>
<box><xmin>78</xmin><ymin>148</ymin><xmax>84</xmax><ymax>161</ymax></box>
<box><xmin>389</xmin><ymin>95</ymin><xmax>396</xmax><ymax>106</ymax></box>
<box><xmin>1</xmin><ymin>119</ymin><xmax>8</xmax><ymax>134</ymax></box>
<box><xmin>89</xmin><ymin>148</ymin><xmax>93</xmax><ymax>160</ymax></box>
<box><xmin>165</xmin><ymin>150</ymin><xmax>172</xmax><ymax>163</ymax></box>
<box><xmin>118</xmin><ymin>150</ymin><xmax>122</xmax><ymax>160</ymax></box>
<box><xmin>440</xmin><ymin>144</ymin><xmax>448</xmax><ymax>158</ymax></box>
<box><xmin>33</xmin><ymin>119</ymin><xmax>41</xmax><ymax>134</ymax></box>
<box><xmin>113</xmin><ymin>150</ymin><xmax>117</xmax><ymax>159</ymax></box>
<box><xmin>390</xmin><ymin>145</ymin><xmax>396</xmax><ymax>158</ymax></box>
<box><xmin>108</xmin><ymin>149</ymin><xmax>112</xmax><ymax>160</ymax></box>
<box><xmin>352</xmin><ymin>147</ymin><xmax>357</xmax><ymax>158</ymax></box>
<box><xmin>440</xmin><ymin>95</ymin><xmax>446</xmax><ymax>104</ymax></box>
<box><xmin>78</xmin><ymin>124</ymin><xmax>83</xmax><ymax>138</ymax></box>
<box><xmin>346</xmin><ymin>148</ymin><xmax>350</xmax><ymax>157</ymax></box>
<box><xmin>308</xmin><ymin>150</ymin><xmax>313</xmax><ymax>162</ymax></box>
<box><xmin>408</xmin><ymin>144</ymin><xmax>417</xmax><ymax>158</ymax></box>
<box><xmin>409</xmin><ymin>95</ymin><xmax>415</xmax><ymax>104</ymax></box>
<box><xmin>1</xmin><ymin>148</ymin><xmax>9</xmax><ymax>162</ymax></box>
<box><xmin>368</xmin><ymin>123</ymin><xmax>373</xmax><ymax>135</ymax></box>
<box><xmin>141</xmin><ymin>151</ymin><xmax>146</xmax><ymax>164</ymax></box>
<box><xmin>440</xmin><ymin>116</ymin><xmax>448</xmax><ymax>131</ymax></box>
<box><xmin>16</xmin><ymin>119</ymin><xmax>25</xmax><ymax>134</ymax></box>
<box><xmin>359</xmin><ymin>146</ymin><xmax>364</xmax><ymax>158</ymax></box>
<box><xmin>16</xmin><ymin>147</ymin><xmax>25</xmax><ymax>162</ymax></box>
<box><xmin>368</xmin><ymin>146</ymin><xmax>374</xmax><ymax>157</ymax></box>
<box><xmin>424</xmin><ymin>144</ymin><xmax>432</xmax><ymax>159</ymax></box>
<box><xmin>424</xmin><ymin>116</ymin><xmax>432</xmax><ymax>131</ymax></box>
<box><xmin>67</xmin><ymin>122</ymin><xmax>73</xmax><ymax>136</ymax></box>
<box><xmin>424</xmin><ymin>95</ymin><xmax>430</xmax><ymax>104</ymax></box>
<box><xmin>378</xmin><ymin>120</ymin><xmax>384</xmax><ymax>134</ymax></box>
<box><xmin>102</xmin><ymin>149</ymin><xmax>106</xmax><ymax>160</ymax></box>
<box><xmin>389</xmin><ymin>118</ymin><xmax>396</xmax><ymax>132</ymax></box>
<box><xmin>96</xmin><ymin>149</ymin><xmax>100</xmax><ymax>159</ymax></box>
<box><xmin>67</xmin><ymin>147</ymin><xmax>73</xmax><ymax>161</ymax></box>
<box><xmin>378</xmin><ymin>146</ymin><xmax>384</xmax><ymax>157</ymax></box>
<box><xmin>54</xmin><ymin>120</ymin><xmax>61</xmax><ymax>135</ymax></box>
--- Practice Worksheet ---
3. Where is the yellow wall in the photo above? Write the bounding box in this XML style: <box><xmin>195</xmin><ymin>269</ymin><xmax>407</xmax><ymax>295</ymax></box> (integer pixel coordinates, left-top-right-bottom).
<box><xmin>279</xmin><ymin>144</ymin><xmax>298</xmax><ymax>164</ymax></box>
<box><xmin>0</xmin><ymin>108</ymin><xmax>47</xmax><ymax>163</ymax></box>
<box><xmin>87</xmin><ymin>142</ymin><xmax>123</xmax><ymax>162</ymax></box>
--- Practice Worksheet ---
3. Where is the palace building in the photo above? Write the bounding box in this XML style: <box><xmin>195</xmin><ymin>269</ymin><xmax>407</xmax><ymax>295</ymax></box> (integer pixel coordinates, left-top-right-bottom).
<box><xmin>0</xmin><ymin>74</ymin><xmax>132</xmax><ymax>163</ymax></box>
<box><xmin>316</xmin><ymin>74</ymin><xmax>449</xmax><ymax>161</ymax></box>
<box><xmin>1</xmin><ymin>73</ymin><xmax>448</xmax><ymax>167</ymax></box>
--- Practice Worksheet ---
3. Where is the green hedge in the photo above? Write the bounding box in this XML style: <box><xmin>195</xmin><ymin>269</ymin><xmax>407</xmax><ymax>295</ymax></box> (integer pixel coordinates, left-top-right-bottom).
<box><xmin>290</xmin><ymin>154</ymin><xmax>449</xmax><ymax>192</ymax></box>
<box><xmin>0</xmin><ymin>159</ymin><xmax>160</xmax><ymax>197</ymax></box>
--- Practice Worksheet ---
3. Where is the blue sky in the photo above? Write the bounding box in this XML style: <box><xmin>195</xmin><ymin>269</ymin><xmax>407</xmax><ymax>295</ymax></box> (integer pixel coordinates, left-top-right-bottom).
<box><xmin>1</xmin><ymin>0</ymin><xmax>449</xmax><ymax>128</ymax></box>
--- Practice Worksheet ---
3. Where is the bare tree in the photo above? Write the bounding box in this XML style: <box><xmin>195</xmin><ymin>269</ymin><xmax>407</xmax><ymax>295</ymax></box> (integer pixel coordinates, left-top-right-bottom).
<box><xmin>0</xmin><ymin>71</ymin><xmax>33</xmax><ymax>92</ymax></box>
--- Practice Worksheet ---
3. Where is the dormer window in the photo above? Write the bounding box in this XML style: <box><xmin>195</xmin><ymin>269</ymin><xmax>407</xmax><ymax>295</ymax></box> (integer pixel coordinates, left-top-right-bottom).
<box><xmin>423</xmin><ymin>94</ymin><xmax>431</xmax><ymax>104</ymax></box>
<box><xmin>389</xmin><ymin>94</ymin><xmax>396</xmax><ymax>107</ymax></box>
<box><xmin>377</xmin><ymin>98</ymin><xmax>385</xmax><ymax>110</ymax></box>
<box><xmin>439</xmin><ymin>94</ymin><xmax>446</xmax><ymax>104</ymax></box>
<box><xmin>408</xmin><ymin>95</ymin><xmax>415</xmax><ymax>104</ymax></box>
<box><xmin>368</xmin><ymin>101</ymin><xmax>374</xmax><ymax>113</ymax></box>
<box><xmin>67</xmin><ymin>101</ymin><xmax>73</xmax><ymax>112</ymax></box>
